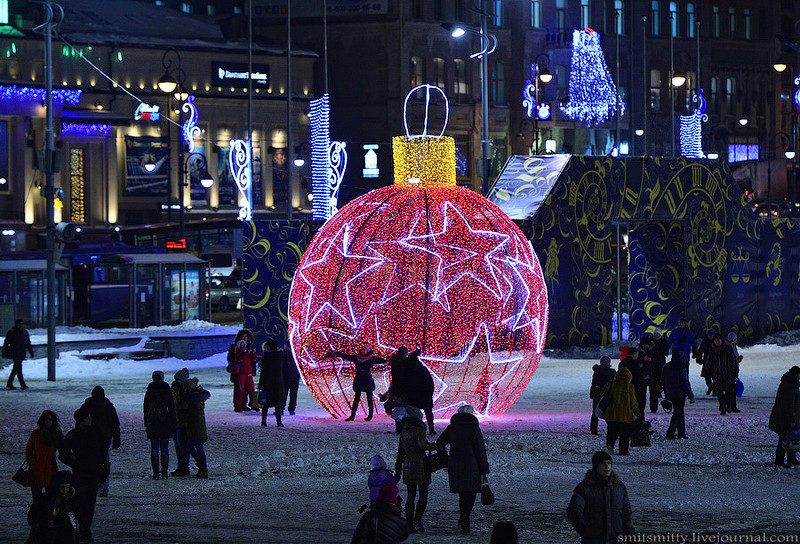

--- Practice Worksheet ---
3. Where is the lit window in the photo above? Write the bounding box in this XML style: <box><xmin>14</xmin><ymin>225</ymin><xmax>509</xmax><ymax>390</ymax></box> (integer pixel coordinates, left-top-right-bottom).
<box><xmin>651</xmin><ymin>1</ymin><xmax>660</xmax><ymax>36</ymax></box>
<box><xmin>726</xmin><ymin>77</ymin><xmax>736</xmax><ymax>102</ymax></box>
<box><xmin>70</xmin><ymin>149</ymin><xmax>86</xmax><ymax>223</ymax></box>
<box><xmin>531</xmin><ymin>0</ymin><xmax>542</xmax><ymax>28</ymax></box>
<box><xmin>0</xmin><ymin>0</ymin><xmax>9</xmax><ymax>23</ymax></box>
<box><xmin>581</xmin><ymin>0</ymin><xmax>591</xmax><ymax>29</ymax></box>
<box><xmin>433</xmin><ymin>58</ymin><xmax>446</xmax><ymax>94</ymax></box>
<box><xmin>155</xmin><ymin>0</ymin><xmax>164</xmax><ymax>5</ymax></box>
<box><xmin>614</xmin><ymin>0</ymin><xmax>625</xmax><ymax>35</ymax></box>
<box><xmin>410</xmin><ymin>56</ymin><xmax>425</xmax><ymax>98</ymax></box>
<box><xmin>207</xmin><ymin>4</ymin><xmax>216</xmax><ymax>16</ymax></box>
<box><xmin>180</xmin><ymin>2</ymin><xmax>191</xmax><ymax>14</ymax></box>
<box><xmin>454</xmin><ymin>59</ymin><xmax>469</xmax><ymax>96</ymax></box>
<box><xmin>729</xmin><ymin>8</ymin><xmax>736</xmax><ymax>38</ymax></box>
<box><xmin>556</xmin><ymin>0</ymin><xmax>565</xmax><ymax>33</ymax></box>
<box><xmin>710</xmin><ymin>77</ymin><xmax>719</xmax><ymax>108</ymax></box>
<box><xmin>744</xmin><ymin>9</ymin><xmax>751</xmax><ymax>39</ymax></box>
<box><xmin>491</xmin><ymin>62</ymin><xmax>504</xmax><ymax>105</ymax></box>
<box><xmin>669</xmin><ymin>1</ymin><xmax>678</xmax><ymax>37</ymax></box>
<box><xmin>687</xmin><ymin>3</ymin><xmax>695</xmax><ymax>38</ymax></box>
<box><xmin>492</xmin><ymin>0</ymin><xmax>502</xmax><ymax>26</ymax></box>
<box><xmin>713</xmin><ymin>6</ymin><xmax>720</xmax><ymax>37</ymax></box>
<box><xmin>650</xmin><ymin>69</ymin><xmax>661</xmax><ymax>110</ymax></box>
<box><xmin>233</xmin><ymin>6</ymin><xmax>242</xmax><ymax>14</ymax></box>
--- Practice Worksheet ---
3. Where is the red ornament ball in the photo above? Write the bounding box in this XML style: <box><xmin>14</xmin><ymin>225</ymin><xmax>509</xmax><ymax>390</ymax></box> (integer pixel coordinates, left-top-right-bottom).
<box><xmin>288</xmin><ymin>184</ymin><xmax>548</xmax><ymax>418</ymax></box>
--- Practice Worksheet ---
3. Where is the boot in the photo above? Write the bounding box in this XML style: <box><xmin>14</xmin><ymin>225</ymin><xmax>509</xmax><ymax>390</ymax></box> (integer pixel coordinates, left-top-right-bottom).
<box><xmin>775</xmin><ymin>446</ymin><xmax>787</xmax><ymax>467</ymax></box>
<box><xmin>413</xmin><ymin>520</ymin><xmax>425</xmax><ymax>533</ymax></box>
<box><xmin>195</xmin><ymin>466</ymin><xmax>208</xmax><ymax>479</ymax></box>
<box><xmin>788</xmin><ymin>451</ymin><xmax>800</xmax><ymax>466</ymax></box>
<box><xmin>276</xmin><ymin>413</ymin><xmax>284</xmax><ymax>427</ymax></box>
<box><xmin>151</xmin><ymin>456</ymin><xmax>160</xmax><ymax>480</ymax></box>
<box><xmin>458</xmin><ymin>519</ymin><xmax>470</xmax><ymax>535</ymax></box>
<box><xmin>161</xmin><ymin>457</ymin><xmax>169</xmax><ymax>479</ymax></box>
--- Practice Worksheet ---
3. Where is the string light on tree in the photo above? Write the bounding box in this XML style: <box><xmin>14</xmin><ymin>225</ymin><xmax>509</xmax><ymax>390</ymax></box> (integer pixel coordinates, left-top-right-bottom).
<box><xmin>288</xmin><ymin>85</ymin><xmax>548</xmax><ymax>419</ymax></box>
<box><xmin>561</xmin><ymin>28</ymin><xmax>624</xmax><ymax>125</ymax></box>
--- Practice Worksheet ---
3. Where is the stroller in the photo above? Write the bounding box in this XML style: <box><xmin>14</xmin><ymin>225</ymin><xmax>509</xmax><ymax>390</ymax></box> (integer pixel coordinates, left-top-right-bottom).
<box><xmin>630</xmin><ymin>416</ymin><xmax>653</xmax><ymax>447</ymax></box>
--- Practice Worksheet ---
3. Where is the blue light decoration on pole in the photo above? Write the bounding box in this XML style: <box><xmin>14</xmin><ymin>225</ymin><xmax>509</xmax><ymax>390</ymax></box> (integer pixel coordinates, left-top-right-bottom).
<box><xmin>561</xmin><ymin>28</ymin><xmax>624</xmax><ymax>125</ymax></box>
<box><xmin>679</xmin><ymin>87</ymin><xmax>707</xmax><ymax>158</ymax></box>
<box><xmin>228</xmin><ymin>138</ymin><xmax>251</xmax><ymax>220</ymax></box>
<box><xmin>522</xmin><ymin>65</ymin><xmax>551</xmax><ymax>121</ymax></box>
<box><xmin>181</xmin><ymin>95</ymin><xmax>201</xmax><ymax>153</ymax></box>
<box><xmin>310</xmin><ymin>92</ymin><xmax>347</xmax><ymax>221</ymax></box>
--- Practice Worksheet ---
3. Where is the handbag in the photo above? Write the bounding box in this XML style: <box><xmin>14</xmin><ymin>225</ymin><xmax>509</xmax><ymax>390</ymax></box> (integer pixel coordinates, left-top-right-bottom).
<box><xmin>12</xmin><ymin>460</ymin><xmax>31</xmax><ymax>487</ymax></box>
<box><xmin>480</xmin><ymin>483</ymin><xmax>495</xmax><ymax>506</ymax></box>
<box><xmin>735</xmin><ymin>378</ymin><xmax>744</xmax><ymax>398</ymax></box>
<box><xmin>258</xmin><ymin>390</ymin><xmax>268</xmax><ymax>405</ymax></box>
<box><xmin>424</xmin><ymin>450</ymin><xmax>448</xmax><ymax>473</ymax></box>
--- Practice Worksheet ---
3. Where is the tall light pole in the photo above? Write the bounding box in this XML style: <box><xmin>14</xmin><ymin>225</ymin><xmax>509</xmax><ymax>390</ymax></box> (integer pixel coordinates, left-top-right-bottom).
<box><xmin>287</xmin><ymin>0</ymin><xmax>294</xmax><ymax>220</ymax></box>
<box><xmin>441</xmin><ymin>21</ymin><xmax>497</xmax><ymax>195</ymax></box>
<box><xmin>642</xmin><ymin>14</ymin><xmax>648</xmax><ymax>155</ymax></box>
<box><xmin>669</xmin><ymin>13</ymin><xmax>675</xmax><ymax>157</ymax></box>
<box><xmin>158</xmin><ymin>48</ymin><xmax>186</xmax><ymax>238</ymax></box>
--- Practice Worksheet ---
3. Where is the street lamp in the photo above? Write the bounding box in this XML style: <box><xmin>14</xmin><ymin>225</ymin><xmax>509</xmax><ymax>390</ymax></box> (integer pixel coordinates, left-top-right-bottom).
<box><xmin>775</xmin><ymin>62</ymin><xmax>788</xmax><ymax>73</ymax></box>
<box><xmin>186</xmin><ymin>152</ymin><xmax>214</xmax><ymax>189</ymax></box>
<box><xmin>157</xmin><ymin>69</ymin><xmax>178</xmax><ymax>94</ymax></box>
<box><xmin>738</xmin><ymin>118</ymin><xmax>749</xmax><ymax>126</ymax></box>
<box><xmin>160</xmin><ymin>48</ymin><xmax>187</xmax><ymax>238</ymax></box>
<box><xmin>441</xmin><ymin>21</ymin><xmax>497</xmax><ymax>195</ymax></box>
<box><xmin>671</xmin><ymin>74</ymin><xmax>686</xmax><ymax>87</ymax></box>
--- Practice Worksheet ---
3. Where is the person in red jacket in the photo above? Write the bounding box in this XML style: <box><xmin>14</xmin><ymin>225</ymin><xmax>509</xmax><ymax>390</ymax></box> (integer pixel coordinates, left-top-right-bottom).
<box><xmin>227</xmin><ymin>330</ymin><xmax>257</xmax><ymax>412</ymax></box>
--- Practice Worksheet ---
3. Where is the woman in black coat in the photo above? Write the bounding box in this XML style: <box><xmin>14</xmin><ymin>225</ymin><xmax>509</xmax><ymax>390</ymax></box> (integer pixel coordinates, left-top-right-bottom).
<box><xmin>403</xmin><ymin>349</ymin><xmax>436</xmax><ymax>434</ymax></box>
<box><xmin>769</xmin><ymin>366</ymin><xmax>800</xmax><ymax>467</ymax></box>
<box><xmin>328</xmin><ymin>343</ymin><xmax>386</xmax><ymax>422</ymax></box>
<box><xmin>436</xmin><ymin>405</ymin><xmax>490</xmax><ymax>535</ymax></box>
<box><xmin>143</xmin><ymin>371</ymin><xmax>176</xmax><ymax>480</ymax></box>
<box><xmin>259</xmin><ymin>340</ymin><xmax>286</xmax><ymax>427</ymax></box>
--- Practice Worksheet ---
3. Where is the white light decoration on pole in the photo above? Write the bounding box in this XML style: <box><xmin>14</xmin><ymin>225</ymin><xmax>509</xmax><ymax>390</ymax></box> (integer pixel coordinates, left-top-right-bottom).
<box><xmin>228</xmin><ymin>138</ymin><xmax>251</xmax><ymax>220</ymax></box>
<box><xmin>327</xmin><ymin>141</ymin><xmax>347</xmax><ymax>218</ymax></box>
<box><xmin>181</xmin><ymin>95</ymin><xmax>201</xmax><ymax>153</ymax></box>
<box><xmin>679</xmin><ymin>87</ymin><xmax>707</xmax><ymax>158</ymax></box>
<box><xmin>310</xmin><ymin>93</ymin><xmax>331</xmax><ymax>219</ymax></box>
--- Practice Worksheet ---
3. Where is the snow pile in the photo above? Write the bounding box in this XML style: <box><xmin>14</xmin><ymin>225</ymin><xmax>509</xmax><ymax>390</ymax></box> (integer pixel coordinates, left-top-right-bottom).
<box><xmin>27</xmin><ymin>320</ymin><xmax>239</xmax><ymax>344</ymax></box>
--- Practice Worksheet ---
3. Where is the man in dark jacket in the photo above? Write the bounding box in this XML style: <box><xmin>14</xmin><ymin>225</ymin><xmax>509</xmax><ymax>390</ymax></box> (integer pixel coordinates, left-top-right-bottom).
<box><xmin>589</xmin><ymin>356</ymin><xmax>616</xmax><ymax>435</ymax></box>
<box><xmin>170</xmin><ymin>368</ymin><xmax>191</xmax><ymax>476</ymax></box>
<box><xmin>708</xmin><ymin>335</ymin><xmax>737</xmax><ymax>415</ymax></box>
<box><xmin>281</xmin><ymin>343</ymin><xmax>301</xmax><ymax>415</ymax></box>
<box><xmin>638</xmin><ymin>336</ymin><xmax>662</xmax><ymax>413</ymax></box>
<box><xmin>59</xmin><ymin>408</ymin><xmax>110</xmax><ymax>543</ymax></box>
<box><xmin>769</xmin><ymin>366</ymin><xmax>800</xmax><ymax>467</ymax></box>
<box><xmin>403</xmin><ymin>349</ymin><xmax>436</xmax><ymax>434</ymax></box>
<box><xmin>76</xmin><ymin>386</ymin><xmax>120</xmax><ymax>496</ymax></box>
<box><xmin>143</xmin><ymin>370</ymin><xmax>176</xmax><ymax>480</ymax></box>
<box><xmin>694</xmin><ymin>328</ymin><xmax>717</xmax><ymax>395</ymax></box>
<box><xmin>259</xmin><ymin>340</ymin><xmax>286</xmax><ymax>427</ymax></box>
<box><xmin>3</xmin><ymin>319</ymin><xmax>34</xmax><ymax>390</ymax></box>
<box><xmin>350</xmin><ymin>482</ymin><xmax>409</xmax><ymax>544</ymax></box>
<box><xmin>618</xmin><ymin>348</ymin><xmax>645</xmax><ymax>417</ymax></box>
<box><xmin>436</xmin><ymin>405</ymin><xmax>490</xmax><ymax>535</ymax></box>
<box><xmin>567</xmin><ymin>451</ymin><xmax>635</xmax><ymax>544</ymax></box>
<box><xmin>662</xmin><ymin>358</ymin><xmax>695</xmax><ymax>439</ymax></box>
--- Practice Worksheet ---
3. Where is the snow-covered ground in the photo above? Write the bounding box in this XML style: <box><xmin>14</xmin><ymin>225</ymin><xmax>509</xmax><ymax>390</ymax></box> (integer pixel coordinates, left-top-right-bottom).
<box><xmin>1</xmin><ymin>335</ymin><xmax>799</xmax><ymax>543</ymax></box>
<box><xmin>27</xmin><ymin>320</ymin><xmax>239</xmax><ymax>344</ymax></box>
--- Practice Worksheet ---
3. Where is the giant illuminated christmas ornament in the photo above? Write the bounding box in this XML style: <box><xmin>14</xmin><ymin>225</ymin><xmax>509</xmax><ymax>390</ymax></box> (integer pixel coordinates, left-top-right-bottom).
<box><xmin>288</xmin><ymin>85</ymin><xmax>548</xmax><ymax>418</ymax></box>
<box><xmin>562</xmin><ymin>28</ymin><xmax>624</xmax><ymax>125</ymax></box>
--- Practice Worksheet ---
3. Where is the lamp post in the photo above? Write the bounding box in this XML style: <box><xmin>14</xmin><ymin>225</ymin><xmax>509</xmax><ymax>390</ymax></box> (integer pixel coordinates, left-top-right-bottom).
<box><xmin>159</xmin><ymin>48</ymin><xmax>186</xmax><ymax>239</ymax></box>
<box><xmin>185</xmin><ymin>152</ymin><xmax>214</xmax><ymax>191</ymax></box>
<box><xmin>530</xmin><ymin>53</ymin><xmax>551</xmax><ymax>154</ymax></box>
<box><xmin>441</xmin><ymin>20</ymin><xmax>497</xmax><ymax>195</ymax></box>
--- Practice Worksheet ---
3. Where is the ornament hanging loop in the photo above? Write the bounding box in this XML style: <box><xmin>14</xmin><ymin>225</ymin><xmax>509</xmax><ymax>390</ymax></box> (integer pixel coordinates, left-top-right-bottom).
<box><xmin>403</xmin><ymin>84</ymin><xmax>450</xmax><ymax>140</ymax></box>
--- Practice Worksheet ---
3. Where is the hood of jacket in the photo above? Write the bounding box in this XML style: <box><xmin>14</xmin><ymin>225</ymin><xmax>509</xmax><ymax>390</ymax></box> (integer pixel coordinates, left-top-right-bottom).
<box><xmin>147</xmin><ymin>380</ymin><xmax>171</xmax><ymax>393</ymax></box>
<box><xmin>614</xmin><ymin>367</ymin><xmax>633</xmax><ymax>383</ymax></box>
<box><xmin>450</xmin><ymin>411</ymin><xmax>479</xmax><ymax>426</ymax></box>
<box><xmin>780</xmin><ymin>370</ymin><xmax>800</xmax><ymax>387</ymax></box>
<box><xmin>370</xmin><ymin>454</ymin><xmax>387</xmax><ymax>471</ymax></box>
<box><xmin>582</xmin><ymin>469</ymin><xmax>622</xmax><ymax>485</ymax></box>
<box><xmin>400</xmin><ymin>416</ymin><xmax>425</xmax><ymax>429</ymax></box>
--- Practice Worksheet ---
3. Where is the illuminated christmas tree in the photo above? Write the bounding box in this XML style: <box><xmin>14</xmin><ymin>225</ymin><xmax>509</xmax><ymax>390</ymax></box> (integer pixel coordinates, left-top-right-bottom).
<box><xmin>562</xmin><ymin>28</ymin><xmax>624</xmax><ymax>125</ymax></box>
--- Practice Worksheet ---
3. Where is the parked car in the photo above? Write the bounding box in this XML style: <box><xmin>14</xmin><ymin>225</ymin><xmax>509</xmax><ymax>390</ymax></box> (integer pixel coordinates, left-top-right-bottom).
<box><xmin>208</xmin><ymin>276</ymin><xmax>241</xmax><ymax>312</ymax></box>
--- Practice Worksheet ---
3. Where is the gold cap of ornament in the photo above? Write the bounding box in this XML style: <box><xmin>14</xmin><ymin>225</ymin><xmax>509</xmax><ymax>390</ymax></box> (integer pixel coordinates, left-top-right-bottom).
<box><xmin>392</xmin><ymin>135</ymin><xmax>456</xmax><ymax>187</ymax></box>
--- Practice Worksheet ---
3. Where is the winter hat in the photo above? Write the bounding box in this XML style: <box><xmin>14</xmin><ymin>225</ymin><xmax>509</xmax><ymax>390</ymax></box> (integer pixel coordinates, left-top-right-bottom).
<box><xmin>599</xmin><ymin>356</ymin><xmax>611</xmax><ymax>367</ymax></box>
<box><xmin>727</xmin><ymin>332</ymin><xmax>737</xmax><ymax>343</ymax></box>
<box><xmin>706</xmin><ymin>328</ymin><xmax>717</xmax><ymax>336</ymax></box>
<box><xmin>458</xmin><ymin>405</ymin><xmax>475</xmax><ymax>415</ymax></box>
<box><xmin>370</xmin><ymin>454</ymin><xmax>387</xmax><ymax>471</ymax></box>
<box><xmin>376</xmin><ymin>482</ymin><xmax>399</xmax><ymax>505</ymax></box>
<box><xmin>391</xmin><ymin>406</ymin><xmax>407</xmax><ymax>421</ymax></box>
<box><xmin>790</xmin><ymin>366</ymin><xmax>800</xmax><ymax>375</ymax></box>
<box><xmin>174</xmin><ymin>368</ymin><xmax>190</xmax><ymax>383</ymax></box>
<box><xmin>73</xmin><ymin>406</ymin><xmax>90</xmax><ymax>423</ymax></box>
<box><xmin>91</xmin><ymin>385</ymin><xmax>105</xmax><ymax>399</ymax></box>
<box><xmin>405</xmin><ymin>406</ymin><xmax>423</xmax><ymax>420</ymax></box>
<box><xmin>652</xmin><ymin>328</ymin><xmax>663</xmax><ymax>336</ymax></box>
<box><xmin>185</xmin><ymin>377</ymin><xmax>200</xmax><ymax>390</ymax></box>
<box><xmin>152</xmin><ymin>370</ymin><xmax>165</xmax><ymax>382</ymax></box>
<box><xmin>591</xmin><ymin>450</ymin><xmax>613</xmax><ymax>471</ymax></box>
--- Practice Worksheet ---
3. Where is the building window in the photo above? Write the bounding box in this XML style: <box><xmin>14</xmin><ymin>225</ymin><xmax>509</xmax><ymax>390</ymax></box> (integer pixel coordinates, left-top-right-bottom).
<box><xmin>669</xmin><ymin>1</ymin><xmax>678</xmax><ymax>37</ymax></box>
<box><xmin>729</xmin><ymin>8</ymin><xmax>736</xmax><ymax>38</ymax></box>
<box><xmin>433</xmin><ymin>58</ymin><xmax>446</xmax><ymax>93</ymax></box>
<box><xmin>713</xmin><ymin>6</ymin><xmax>720</xmax><ymax>37</ymax></box>
<box><xmin>687</xmin><ymin>3</ymin><xmax>695</xmax><ymax>38</ymax></box>
<box><xmin>207</xmin><ymin>4</ymin><xmax>216</xmax><ymax>15</ymax></box>
<box><xmin>155</xmin><ymin>0</ymin><xmax>164</xmax><ymax>5</ymax></box>
<box><xmin>233</xmin><ymin>6</ymin><xmax>242</xmax><ymax>14</ymax></box>
<box><xmin>726</xmin><ymin>77</ymin><xmax>736</xmax><ymax>102</ymax></box>
<box><xmin>454</xmin><ymin>59</ymin><xmax>469</xmax><ymax>96</ymax></box>
<box><xmin>650</xmin><ymin>69</ymin><xmax>661</xmax><ymax>110</ymax></box>
<box><xmin>410</xmin><ymin>56</ymin><xmax>425</xmax><ymax>90</ymax></box>
<box><xmin>0</xmin><ymin>0</ymin><xmax>9</xmax><ymax>24</ymax></box>
<box><xmin>492</xmin><ymin>0</ymin><xmax>502</xmax><ymax>26</ymax></box>
<box><xmin>531</xmin><ymin>0</ymin><xmax>542</xmax><ymax>28</ymax></box>
<box><xmin>180</xmin><ymin>2</ymin><xmax>191</xmax><ymax>13</ymax></box>
<box><xmin>70</xmin><ymin>149</ymin><xmax>86</xmax><ymax>223</ymax></box>
<box><xmin>581</xmin><ymin>0</ymin><xmax>591</xmax><ymax>28</ymax></box>
<box><xmin>434</xmin><ymin>0</ymin><xmax>443</xmax><ymax>20</ymax></box>
<box><xmin>556</xmin><ymin>64</ymin><xmax>568</xmax><ymax>97</ymax></box>
<box><xmin>556</xmin><ymin>0</ymin><xmax>566</xmax><ymax>34</ymax></box>
<box><xmin>728</xmin><ymin>144</ymin><xmax>759</xmax><ymax>162</ymax></box>
<box><xmin>491</xmin><ymin>62</ymin><xmax>505</xmax><ymax>105</ymax></box>
<box><xmin>0</xmin><ymin>121</ymin><xmax>8</xmax><ymax>193</ymax></box>
<box><xmin>614</xmin><ymin>0</ymin><xmax>625</xmax><ymax>35</ymax></box>
<box><xmin>456</xmin><ymin>0</ymin><xmax>465</xmax><ymax>20</ymax></box>
<box><xmin>744</xmin><ymin>9</ymin><xmax>751</xmax><ymax>39</ymax></box>
<box><xmin>651</xmin><ymin>1</ymin><xmax>660</xmax><ymax>36</ymax></box>
<box><xmin>411</xmin><ymin>0</ymin><xmax>422</xmax><ymax>19</ymax></box>
<box><xmin>710</xmin><ymin>77</ymin><xmax>719</xmax><ymax>109</ymax></box>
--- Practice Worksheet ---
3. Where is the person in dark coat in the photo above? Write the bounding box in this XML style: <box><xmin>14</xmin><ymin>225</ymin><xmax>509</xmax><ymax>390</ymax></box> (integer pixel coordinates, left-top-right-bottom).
<box><xmin>618</xmin><ymin>347</ymin><xmax>645</xmax><ymax>417</ymax></box>
<box><xmin>694</xmin><ymin>328</ymin><xmax>717</xmax><ymax>395</ymax></box>
<box><xmin>394</xmin><ymin>406</ymin><xmax>437</xmax><ymax>533</ymax></box>
<box><xmin>3</xmin><ymin>318</ymin><xmax>34</xmax><ymax>390</ymax></box>
<box><xmin>436</xmin><ymin>405</ymin><xmax>490</xmax><ymax>535</ymax></box>
<box><xmin>328</xmin><ymin>343</ymin><xmax>386</xmax><ymax>421</ymax></box>
<box><xmin>184</xmin><ymin>377</ymin><xmax>210</xmax><ymax>478</ymax></box>
<box><xmin>768</xmin><ymin>366</ymin><xmax>800</xmax><ymax>467</ymax></box>
<box><xmin>143</xmin><ymin>370</ymin><xmax>176</xmax><ymax>480</ymax></box>
<box><xmin>259</xmin><ymin>340</ymin><xmax>286</xmax><ymax>427</ymax></box>
<box><xmin>490</xmin><ymin>521</ymin><xmax>518</xmax><ymax>544</ymax></box>
<box><xmin>350</xmin><ymin>482</ymin><xmax>409</xmax><ymax>544</ymax></box>
<box><xmin>170</xmin><ymin>368</ymin><xmax>191</xmax><ymax>476</ymax></box>
<box><xmin>367</xmin><ymin>454</ymin><xmax>396</xmax><ymax>505</ymax></box>
<box><xmin>382</xmin><ymin>348</ymin><xmax>411</xmax><ymax>434</ymax></box>
<box><xmin>59</xmin><ymin>408</ymin><xmax>110</xmax><ymax>543</ymax></box>
<box><xmin>227</xmin><ymin>330</ymin><xmax>258</xmax><ymax>412</ymax></box>
<box><xmin>726</xmin><ymin>332</ymin><xmax>743</xmax><ymax>412</ymax></box>
<box><xmin>661</xmin><ymin>358</ymin><xmax>695</xmax><ymax>439</ymax></box>
<box><xmin>567</xmin><ymin>451</ymin><xmax>635</xmax><ymax>544</ymax></box>
<box><xmin>598</xmin><ymin>367</ymin><xmax>639</xmax><ymax>455</ymax></box>
<box><xmin>589</xmin><ymin>356</ymin><xmax>616</xmax><ymax>435</ymax></box>
<box><xmin>76</xmin><ymin>386</ymin><xmax>120</xmax><ymax>497</ymax></box>
<box><xmin>652</xmin><ymin>328</ymin><xmax>669</xmax><ymax>362</ymax></box>
<box><xmin>667</xmin><ymin>318</ymin><xmax>696</xmax><ymax>368</ymax></box>
<box><xmin>28</xmin><ymin>470</ymin><xmax>79</xmax><ymax>544</ymax></box>
<box><xmin>708</xmin><ymin>335</ymin><xmax>737</xmax><ymax>415</ymax></box>
<box><xmin>638</xmin><ymin>336</ymin><xmax>662</xmax><ymax>413</ymax></box>
<box><xmin>402</xmin><ymin>349</ymin><xmax>436</xmax><ymax>434</ymax></box>
<box><xmin>281</xmin><ymin>343</ymin><xmax>301</xmax><ymax>415</ymax></box>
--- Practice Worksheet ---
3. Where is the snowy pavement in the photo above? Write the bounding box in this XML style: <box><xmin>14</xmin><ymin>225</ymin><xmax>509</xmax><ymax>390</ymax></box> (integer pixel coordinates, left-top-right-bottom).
<box><xmin>1</xmin><ymin>340</ymin><xmax>799</xmax><ymax>543</ymax></box>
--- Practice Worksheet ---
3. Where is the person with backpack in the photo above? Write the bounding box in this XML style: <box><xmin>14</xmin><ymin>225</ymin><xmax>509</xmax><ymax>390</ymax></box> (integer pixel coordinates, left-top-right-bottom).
<box><xmin>350</xmin><ymin>482</ymin><xmax>409</xmax><ymax>544</ymax></box>
<box><xmin>661</xmin><ymin>357</ymin><xmax>695</xmax><ymax>439</ymax></box>
<box><xmin>143</xmin><ymin>371</ymin><xmax>176</xmax><ymax>480</ymax></box>
<box><xmin>567</xmin><ymin>451</ymin><xmax>635</xmax><ymax>544</ymax></box>
<box><xmin>589</xmin><ymin>356</ymin><xmax>616</xmax><ymax>435</ymax></box>
<box><xmin>598</xmin><ymin>367</ymin><xmax>639</xmax><ymax>455</ymax></box>
<box><xmin>768</xmin><ymin>366</ymin><xmax>800</xmax><ymax>467</ymax></box>
<box><xmin>227</xmin><ymin>330</ymin><xmax>258</xmax><ymax>412</ymax></box>
<box><xmin>185</xmin><ymin>377</ymin><xmax>211</xmax><ymax>478</ymax></box>
<box><xmin>75</xmin><ymin>386</ymin><xmax>120</xmax><ymax>497</ymax></box>
<box><xmin>4</xmin><ymin>319</ymin><xmax>34</xmax><ymax>390</ymax></box>
<box><xmin>618</xmin><ymin>348</ymin><xmax>645</xmax><ymax>418</ymax></box>
<box><xmin>394</xmin><ymin>406</ymin><xmax>437</xmax><ymax>534</ymax></box>
<box><xmin>170</xmin><ymin>368</ymin><xmax>191</xmax><ymax>477</ymax></box>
